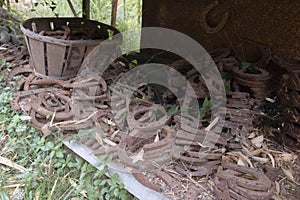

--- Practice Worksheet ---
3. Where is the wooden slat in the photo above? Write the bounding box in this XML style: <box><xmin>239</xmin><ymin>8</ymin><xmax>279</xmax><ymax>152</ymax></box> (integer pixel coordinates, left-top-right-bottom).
<box><xmin>28</xmin><ymin>38</ymin><xmax>46</xmax><ymax>75</ymax></box>
<box><xmin>85</xmin><ymin>45</ymin><xmax>96</xmax><ymax>56</ymax></box>
<box><xmin>62</xmin><ymin>45</ymin><xmax>86</xmax><ymax>77</ymax></box>
<box><xmin>46</xmin><ymin>43</ymin><xmax>66</xmax><ymax>77</ymax></box>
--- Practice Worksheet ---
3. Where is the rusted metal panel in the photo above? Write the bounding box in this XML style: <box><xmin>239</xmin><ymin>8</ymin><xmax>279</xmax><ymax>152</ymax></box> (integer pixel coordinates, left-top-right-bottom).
<box><xmin>142</xmin><ymin>0</ymin><xmax>300</xmax><ymax>63</ymax></box>
<box><xmin>46</xmin><ymin>43</ymin><xmax>66</xmax><ymax>77</ymax></box>
<box><xmin>28</xmin><ymin>38</ymin><xmax>46</xmax><ymax>75</ymax></box>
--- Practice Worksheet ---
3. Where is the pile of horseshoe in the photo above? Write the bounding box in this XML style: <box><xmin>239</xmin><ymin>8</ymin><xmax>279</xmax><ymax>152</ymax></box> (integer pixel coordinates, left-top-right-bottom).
<box><xmin>280</xmin><ymin>70</ymin><xmax>300</xmax><ymax>151</ymax></box>
<box><xmin>7</xmin><ymin>45</ymin><xmax>280</xmax><ymax>200</ymax></box>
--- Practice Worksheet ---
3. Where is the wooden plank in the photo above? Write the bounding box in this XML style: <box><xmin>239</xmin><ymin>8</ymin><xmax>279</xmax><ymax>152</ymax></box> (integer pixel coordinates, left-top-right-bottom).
<box><xmin>62</xmin><ymin>45</ymin><xmax>86</xmax><ymax>77</ymax></box>
<box><xmin>85</xmin><ymin>45</ymin><xmax>96</xmax><ymax>56</ymax></box>
<box><xmin>63</xmin><ymin>140</ymin><xmax>168</xmax><ymax>200</ymax></box>
<box><xmin>28</xmin><ymin>38</ymin><xmax>46</xmax><ymax>75</ymax></box>
<box><xmin>46</xmin><ymin>43</ymin><xmax>66</xmax><ymax>77</ymax></box>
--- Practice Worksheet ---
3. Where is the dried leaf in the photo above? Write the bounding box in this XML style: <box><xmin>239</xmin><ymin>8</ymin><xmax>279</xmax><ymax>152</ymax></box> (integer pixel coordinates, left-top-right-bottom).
<box><xmin>110</xmin><ymin>130</ymin><xmax>120</xmax><ymax>140</ymax></box>
<box><xmin>272</xmin><ymin>194</ymin><xmax>284</xmax><ymax>200</ymax></box>
<box><xmin>250</xmin><ymin>148</ymin><xmax>264</xmax><ymax>156</ymax></box>
<box><xmin>95</xmin><ymin>131</ymin><xmax>103</xmax><ymax>145</ymax></box>
<box><xmin>275</xmin><ymin>152</ymin><xmax>298</xmax><ymax>162</ymax></box>
<box><xmin>205</xmin><ymin>116</ymin><xmax>220</xmax><ymax>132</ymax></box>
<box><xmin>237</xmin><ymin>158</ymin><xmax>246</xmax><ymax>166</ymax></box>
<box><xmin>154</xmin><ymin>133</ymin><xmax>159</xmax><ymax>143</ymax></box>
<box><xmin>41</xmin><ymin>123</ymin><xmax>51</xmax><ymax>136</ymax></box>
<box><xmin>265</xmin><ymin>152</ymin><xmax>276</xmax><ymax>168</ymax></box>
<box><xmin>0</xmin><ymin>155</ymin><xmax>27</xmax><ymax>172</ymax></box>
<box><xmin>281</xmin><ymin>168</ymin><xmax>295</xmax><ymax>182</ymax></box>
<box><xmin>238</xmin><ymin>152</ymin><xmax>253</xmax><ymax>168</ymax></box>
<box><xmin>248</xmin><ymin>132</ymin><xmax>256</xmax><ymax>139</ymax></box>
<box><xmin>227</xmin><ymin>152</ymin><xmax>253</xmax><ymax>168</ymax></box>
<box><xmin>2</xmin><ymin>184</ymin><xmax>24</xmax><ymax>188</ymax></box>
<box><xmin>252</xmin><ymin>156</ymin><xmax>269</xmax><ymax>164</ymax></box>
<box><xmin>251</xmin><ymin>135</ymin><xmax>264</xmax><ymax>148</ymax></box>
<box><xmin>275</xmin><ymin>181</ymin><xmax>280</xmax><ymax>194</ymax></box>
<box><xmin>69</xmin><ymin>179</ymin><xmax>77</xmax><ymax>187</ymax></box>
<box><xmin>265</xmin><ymin>97</ymin><xmax>276</xmax><ymax>103</ymax></box>
<box><xmin>102</xmin><ymin>118</ymin><xmax>116</xmax><ymax>126</ymax></box>
<box><xmin>103</xmin><ymin>138</ymin><xmax>117</xmax><ymax>147</ymax></box>
<box><xmin>132</xmin><ymin>149</ymin><xmax>144</xmax><ymax>164</ymax></box>
<box><xmin>69</xmin><ymin>179</ymin><xmax>87</xmax><ymax>197</ymax></box>
<box><xmin>80</xmin><ymin>190</ymin><xmax>87</xmax><ymax>197</ymax></box>
<box><xmin>34</xmin><ymin>190</ymin><xmax>40</xmax><ymax>200</ymax></box>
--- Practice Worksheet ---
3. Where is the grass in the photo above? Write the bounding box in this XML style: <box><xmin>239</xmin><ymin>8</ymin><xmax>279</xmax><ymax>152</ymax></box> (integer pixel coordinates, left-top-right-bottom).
<box><xmin>0</xmin><ymin>60</ymin><xmax>133</xmax><ymax>199</ymax></box>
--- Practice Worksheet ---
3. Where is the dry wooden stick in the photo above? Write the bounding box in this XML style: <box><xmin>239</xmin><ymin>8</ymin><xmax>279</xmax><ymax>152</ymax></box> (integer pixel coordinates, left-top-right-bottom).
<box><xmin>67</xmin><ymin>0</ymin><xmax>78</xmax><ymax>17</ymax></box>
<box><xmin>0</xmin><ymin>155</ymin><xmax>27</xmax><ymax>172</ymax></box>
<box><xmin>111</xmin><ymin>0</ymin><xmax>118</xmax><ymax>27</ymax></box>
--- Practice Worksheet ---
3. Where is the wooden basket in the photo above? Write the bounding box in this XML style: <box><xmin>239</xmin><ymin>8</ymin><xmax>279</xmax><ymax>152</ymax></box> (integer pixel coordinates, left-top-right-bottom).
<box><xmin>20</xmin><ymin>17</ymin><xmax>120</xmax><ymax>79</ymax></box>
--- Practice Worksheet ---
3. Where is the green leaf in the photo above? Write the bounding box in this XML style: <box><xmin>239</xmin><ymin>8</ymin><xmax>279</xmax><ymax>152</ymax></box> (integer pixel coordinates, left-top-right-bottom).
<box><xmin>101</xmin><ymin>187</ymin><xmax>109</xmax><ymax>195</ymax></box>
<box><xmin>0</xmin><ymin>190</ymin><xmax>9</xmax><ymax>200</ymax></box>
<box><xmin>105</xmin><ymin>193</ymin><xmax>111</xmax><ymax>200</ymax></box>
<box><xmin>41</xmin><ymin>141</ymin><xmax>54</xmax><ymax>151</ymax></box>
<box><xmin>113</xmin><ymin>188</ymin><xmax>119</xmax><ymax>197</ymax></box>
<box><xmin>225</xmin><ymin>84</ymin><xmax>232</xmax><ymax>92</ymax></box>
<box><xmin>119</xmin><ymin>183</ymin><xmax>125</xmax><ymax>189</ymax></box>
<box><xmin>49</xmin><ymin>151</ymin><xmax>55</xmax><ymax>159</ymax></box>
<box><xmin>53</xmin><ymin>161</ymin><xmax>62</xmax><ymax>168</ymax></box>
<box><xmin>132</xmin><ymin>59</ymin><xmax>138</xmax><ymax>65</ymax></box>
<box><xmin>199</xmin><ymin>108</ymin><xmax>206</xmax><ymax>118</ymax></box>
<box><xmin>202</xmin><ymin>96</ymin><xmax>211</xmax><ymax>109</ymax></box>
<box><xmin>99</xmin><ymin>179</ymin><xmax>107</xmax><ymax>186</ymax></box>
<box><xmin>67</xmin><ymin>162</ymin><xmax>76</xmax><ymax>168</ymax></box>
<box><xmin>167</xmin><ymin>106</ymin><xmax>179</xmax><ymax>116</ymax></box>
<box><xmin>129</xmin><ymin>63</ymin><xmax>134</xmax><ymax>69</ymax></box>
<box><xmin>221</xmin><ymin>72</ymin><xmax>230</xmax><ymax>80</ymax></box>
<box><xmin>55</xmin><ymin>151</ymin><xmax>64</xmax><ymax>158</ymax></box>
<box><xmin>241</xmin><ymin>61</ymin><xmax>251</xmax><ymax>69</ymax></box>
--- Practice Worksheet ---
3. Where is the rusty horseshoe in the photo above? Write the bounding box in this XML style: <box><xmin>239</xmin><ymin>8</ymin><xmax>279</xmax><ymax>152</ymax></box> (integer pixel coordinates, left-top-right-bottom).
<box><xmin>200</xmin><ymin>0</ymin><xmax>229</xmax><ymax>34</ymax></box>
